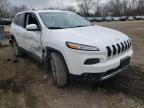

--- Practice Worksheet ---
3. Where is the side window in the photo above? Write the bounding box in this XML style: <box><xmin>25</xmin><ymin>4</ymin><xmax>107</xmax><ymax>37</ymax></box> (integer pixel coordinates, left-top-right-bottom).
<box><xmin>26</xmin><ymin>13</ymin><xmax>40</xmax><ymax>28</ymax></box>
<box><xmin>13</xmin><ymin>15</ymin><xmax>19</xmax><ymax>25</ymax></box>
<box><xmin>17</xmin><ymin>13</ymin><xmax>25</xmax><ymax>27</ymax></box>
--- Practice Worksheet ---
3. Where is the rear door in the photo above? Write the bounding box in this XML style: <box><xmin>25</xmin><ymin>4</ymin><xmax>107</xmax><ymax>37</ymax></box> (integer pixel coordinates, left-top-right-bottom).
<box><xmin>12</xmin><ymin>13</ymin><xmax>26</xmax><ymax>48</ymax></box>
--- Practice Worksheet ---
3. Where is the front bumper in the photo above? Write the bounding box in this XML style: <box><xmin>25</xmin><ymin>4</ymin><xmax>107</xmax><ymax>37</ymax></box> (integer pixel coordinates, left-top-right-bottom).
<box><xmin>70</xmin><ymin>63</ymin><xmax>128</xmax><ymax>81</ymax></box>
<box><xmin>64</xmin><ymin>48</ymin><xmax>133</xmax><ymax>76</ymax></box>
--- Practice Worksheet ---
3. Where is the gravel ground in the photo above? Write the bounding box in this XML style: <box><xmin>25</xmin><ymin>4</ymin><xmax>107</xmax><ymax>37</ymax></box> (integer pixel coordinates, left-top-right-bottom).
<box><xmin>0</xmin><ymin>21</ymin><xmax>144</xmax><ymax>108</ymax></box>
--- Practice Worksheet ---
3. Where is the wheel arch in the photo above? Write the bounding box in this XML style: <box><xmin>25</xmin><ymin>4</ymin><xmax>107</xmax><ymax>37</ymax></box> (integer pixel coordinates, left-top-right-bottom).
<box><xmin>46</xmin><ymin>47</ymin><xmax>66</xmax><ymax>62</ymax></box>
<box><xmin>45</xmin><ymin>47</ymin><xmax>70</xmax><ymax>73</ymax></box>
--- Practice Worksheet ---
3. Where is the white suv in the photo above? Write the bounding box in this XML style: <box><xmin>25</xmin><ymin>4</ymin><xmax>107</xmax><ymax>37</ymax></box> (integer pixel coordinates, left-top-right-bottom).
<box><xmin>11</xmin><ymin>10</ymin><xmax>133</xmax><ymax>87</ymax></box>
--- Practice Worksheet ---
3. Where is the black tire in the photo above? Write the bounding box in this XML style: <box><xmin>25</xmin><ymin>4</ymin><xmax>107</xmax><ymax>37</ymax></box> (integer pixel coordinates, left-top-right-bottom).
<box><xmin>50</xmin><ymin>52</ymin><xmax>69</xmax><ymax>87</ymax></box>
<box><xmin>12</xmin><ymin>39</ymin><xmax>23</xmax><ymax>57</ymax></box>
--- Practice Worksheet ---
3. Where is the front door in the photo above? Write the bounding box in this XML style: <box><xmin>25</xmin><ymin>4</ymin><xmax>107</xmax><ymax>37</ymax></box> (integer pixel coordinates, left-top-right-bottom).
<box><xmin>24</xmin><ymin>13</ymin><xmax>43</xmax><ymax>58</ymax></box>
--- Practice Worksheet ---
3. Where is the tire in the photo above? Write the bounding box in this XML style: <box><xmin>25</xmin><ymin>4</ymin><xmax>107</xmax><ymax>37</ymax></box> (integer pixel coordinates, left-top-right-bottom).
<box><xmin>50</xmin><ymin>52</ymin><xmax>69</xmax><ymax>87</ymax></box>
<box><xmin>12</xmin><ymin>39</ymin><xmax>23</xmax><ymax>57</ymax></box>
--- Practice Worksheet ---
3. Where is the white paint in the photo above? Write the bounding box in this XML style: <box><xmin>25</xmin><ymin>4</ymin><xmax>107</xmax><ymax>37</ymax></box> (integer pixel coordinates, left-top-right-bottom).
<box><xmin>11</xmin><ymin>10</ymin><xmax>133</xmax><ymax>76</ymax></box>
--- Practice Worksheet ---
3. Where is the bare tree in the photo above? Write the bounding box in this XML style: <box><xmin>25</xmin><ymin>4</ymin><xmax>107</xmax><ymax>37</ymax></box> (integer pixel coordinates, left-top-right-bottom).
<box><xmin>101</xmin><ymin>3</ymin><xmax>113</xmax><ymax>16</ymax></box>
<box><xmin>77</xmin><ymin>0</ymin><xmax>95</xmax><ymax>16</ymax></box>
<box><xmin>9</xmin><ymin>5</ymin><xmax>27</xmax><ymax>17</ymax></box>
<box><xmin>76</xmin><ymin>0</ymin><xmax>144</xmax><ymax>16</ymax></box>
<box><xmin>137</xmin><ymin>0</ymin><xmax>144</xmax><ymax>15</ymax></box>
<box><xmin>66</xmin><ymin>6</ymin><xmax>76</xmax><ymax>13</ymax></box>
<box><xmin>110</xmin><ymin>0</ymin><xmax>122</xmax><ymax>16</ymax></box>
<box><xmin>0</xmin><ymin>0</ymin><xmax>10</xmax><ymax>17</ymax></box>
<box><xmin>93</xmin><ymin>0</ymin><xmax>100</xmax><ymax>10</ymax></box>
<box><xmin>121</xmin><ymin>0</ymin><xmax>128</xmax><ymax>15</ymax></box>
<box><xmin>93</xmin><ymin>0</ymin><xmax>101</xmax><ymax>16</ymax></box>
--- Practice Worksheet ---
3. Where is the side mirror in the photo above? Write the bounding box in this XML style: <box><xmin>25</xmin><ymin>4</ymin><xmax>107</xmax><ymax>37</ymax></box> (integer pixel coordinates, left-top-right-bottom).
<box><xmin>26</xmin><ymin>24</ymin><xmax>39</xmax><ymax>31</ymax></box>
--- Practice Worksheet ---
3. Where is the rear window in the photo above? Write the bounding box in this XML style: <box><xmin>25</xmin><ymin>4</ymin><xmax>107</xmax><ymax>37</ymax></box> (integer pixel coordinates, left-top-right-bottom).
<box><xmin>17</xmin><ymin>13</ymin><xmax>25</xmax><ymax>27</ymax></box>
<box><xmin>13</xmin><ymin>15</ymin><xmax>19</xmax><ymax>25</ymax></box>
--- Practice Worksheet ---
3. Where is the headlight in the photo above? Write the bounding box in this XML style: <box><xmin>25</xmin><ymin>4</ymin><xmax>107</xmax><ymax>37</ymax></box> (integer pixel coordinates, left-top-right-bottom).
<box><xmin>66</xmin><ymin>42</ymin><xmax>100</xmax><ymax>51</ymax></box>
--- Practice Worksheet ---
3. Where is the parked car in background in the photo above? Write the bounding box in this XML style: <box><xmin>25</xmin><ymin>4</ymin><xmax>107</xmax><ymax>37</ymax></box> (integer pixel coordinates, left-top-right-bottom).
<box><xmin>0</xmin><ymin>25</ymin><xmax>10</xmax><ymax>45</ymax></box>
<box><xmin>120</xmin><ymin>16</ymin><xmax>127</xmax><ymax>21</ymax></box>
<box><xmin>135</xmin><ymin>16</ymin><xmax>142</xmax><ymax>20</ymax></box>
<box><xmin>142</xmin><ymin>16</ymin><xmax>144</xmax><ymax>20</ymax></box>
<box><xmin>0</xmin><ymin>25</ymin><xmax>5</xmax><ymax>43</ymax></box>
<box><xmin>128</xmin><ymin>16</ymin><xmax>134</xmax><ymax>21</ymax></box>
<box><xmin>91</xmin><ymin>17</ymin><xmax>96</xmax><ymax>21</ymax></box>
<box><xmin>95</xmin><ymin>17</ymin><xmax>103</xmax><ymax>22</ymax></box>
<box><xmin>84</xmin><ymin>17</ymin><xmax>94</xmax><ymax>22</ymax></box>
<box><xmin>105</xmin><ymin>16</ymin><xmax>113</xmax><ymax>21</ymax></box>
<box><xmin>0</xmin><ymin>18</ymin><xmax>11</xmax><ymax>25</ymax></box>
<box><xmin>113</xmin><ymin>17</ymin><xmax>120</xmax><ymax>21</ymax></box>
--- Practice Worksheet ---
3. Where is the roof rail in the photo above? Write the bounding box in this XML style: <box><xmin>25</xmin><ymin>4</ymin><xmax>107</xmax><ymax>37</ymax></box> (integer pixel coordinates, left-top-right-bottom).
<box><xmin>19</xmin><ymin>9</ymin><xmax>37</xmax><ymax>12</ymax></box>
<box><xmin>32</xmin><ymin>9</ymin><xmax>37</xmax><ymax>11</ymax></box>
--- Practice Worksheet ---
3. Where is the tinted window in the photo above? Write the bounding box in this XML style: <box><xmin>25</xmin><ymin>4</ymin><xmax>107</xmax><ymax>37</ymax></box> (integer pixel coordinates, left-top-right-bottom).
<box><xmin>14</xmin><ymin>15</ymin><xmax>19</xmax><ymax>24</ymax></box>
<box><xmin>17</xmin><ymin>13</ymin><xmax>25</xmax><ymax>27</ymax></box>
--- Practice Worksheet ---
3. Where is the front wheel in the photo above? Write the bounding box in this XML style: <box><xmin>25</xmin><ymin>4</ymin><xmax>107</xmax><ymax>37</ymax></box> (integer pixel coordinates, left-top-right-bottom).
<box><xmin>50</xmin><ymin>52</ymin><xmax>69</xmax><ymax>87</ymax></box>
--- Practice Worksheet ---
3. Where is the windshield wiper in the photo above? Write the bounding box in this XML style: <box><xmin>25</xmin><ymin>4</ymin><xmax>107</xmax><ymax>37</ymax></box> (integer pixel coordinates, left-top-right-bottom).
<box><xmin>70</xmin><ymin>25</ymin><xmax>89</xmax><ymax>28</ymax></box>
<box><xmin>76</xmin><ymin>25</ymin><xmax>83</xmax><ymax>27</ymax></box>
<box><xmin>48</xmin><ymin>27</ymin><xmax>64</xmax><ymax>29</ymax></box>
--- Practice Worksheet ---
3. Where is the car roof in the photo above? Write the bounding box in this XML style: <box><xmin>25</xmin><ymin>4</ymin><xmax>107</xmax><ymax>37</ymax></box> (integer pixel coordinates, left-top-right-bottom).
<box><xmin>16</xmin><ymin>9</ymin><xmax>70</xmax><ymax>15</ymax></box>
<box><xmin>36</xmin><ymin>10</ymin><xmax>69</xmax><ymax>13</ymax></box>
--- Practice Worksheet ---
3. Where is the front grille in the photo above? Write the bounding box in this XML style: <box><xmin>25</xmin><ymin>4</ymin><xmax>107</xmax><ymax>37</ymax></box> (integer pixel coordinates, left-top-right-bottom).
<box><xmin>106</xmin><ymin>39</ymin><xmax>132</xmax><ymax>57</ymax></box>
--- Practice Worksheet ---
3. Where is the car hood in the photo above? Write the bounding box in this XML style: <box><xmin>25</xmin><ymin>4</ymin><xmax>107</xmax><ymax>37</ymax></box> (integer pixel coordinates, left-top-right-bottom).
<box><xmin>53</xmin><ymin>25</ymin><xmax>129</xmax><ymax>48</ymax></box>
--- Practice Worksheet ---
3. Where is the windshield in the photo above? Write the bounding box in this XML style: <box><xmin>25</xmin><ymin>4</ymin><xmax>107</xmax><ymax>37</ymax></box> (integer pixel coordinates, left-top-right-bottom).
<box><xmin>39</xmin><ymin>12</ymin><xmax>91</xmax><ymax>29</ymax></box>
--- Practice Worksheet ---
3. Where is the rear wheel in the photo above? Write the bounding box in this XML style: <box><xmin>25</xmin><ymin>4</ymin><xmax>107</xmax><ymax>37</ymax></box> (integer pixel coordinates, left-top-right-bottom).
<box><xmin>50</xmin><ymin>52</ymin><xmax>69</xmax><ymax>87</ymax></box>
<box><xmin>12</xmin><ymin>39</ymin><xmax>23</xmax><ymax>57</ymax></box>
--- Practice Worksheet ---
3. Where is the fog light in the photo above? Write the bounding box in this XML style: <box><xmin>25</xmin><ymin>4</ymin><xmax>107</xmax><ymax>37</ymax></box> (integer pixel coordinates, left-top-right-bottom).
<box><xmin>84</xmin><ymin>58</ymin><xmax>100</xmax><ymax>65</ymax></box>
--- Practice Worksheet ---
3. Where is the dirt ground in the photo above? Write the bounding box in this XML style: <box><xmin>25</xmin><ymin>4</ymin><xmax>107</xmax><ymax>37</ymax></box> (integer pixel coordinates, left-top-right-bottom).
<box><xmin>0</xmin><ymin>21</ymin><xmax>144</xmax><ymax>108</ymax></box>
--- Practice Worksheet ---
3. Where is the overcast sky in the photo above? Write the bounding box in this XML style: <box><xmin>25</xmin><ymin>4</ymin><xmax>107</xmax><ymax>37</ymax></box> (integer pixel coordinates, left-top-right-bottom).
<box><xmin>10</xmin><ymin>0</ymin><xmax>108</xmax><ymax>9</ymax></box>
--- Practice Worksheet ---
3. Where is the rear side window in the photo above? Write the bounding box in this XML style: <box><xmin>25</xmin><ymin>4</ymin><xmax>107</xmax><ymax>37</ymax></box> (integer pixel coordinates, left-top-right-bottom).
<box><xmin>13</xmin><ymin>15</ymin><xmax>19</xmax><ymax>25</ymax></box>
<box><xmin>17</xmin><ymin>13</ymin><xmax>25</xmax><ymax>27</ymax></box>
